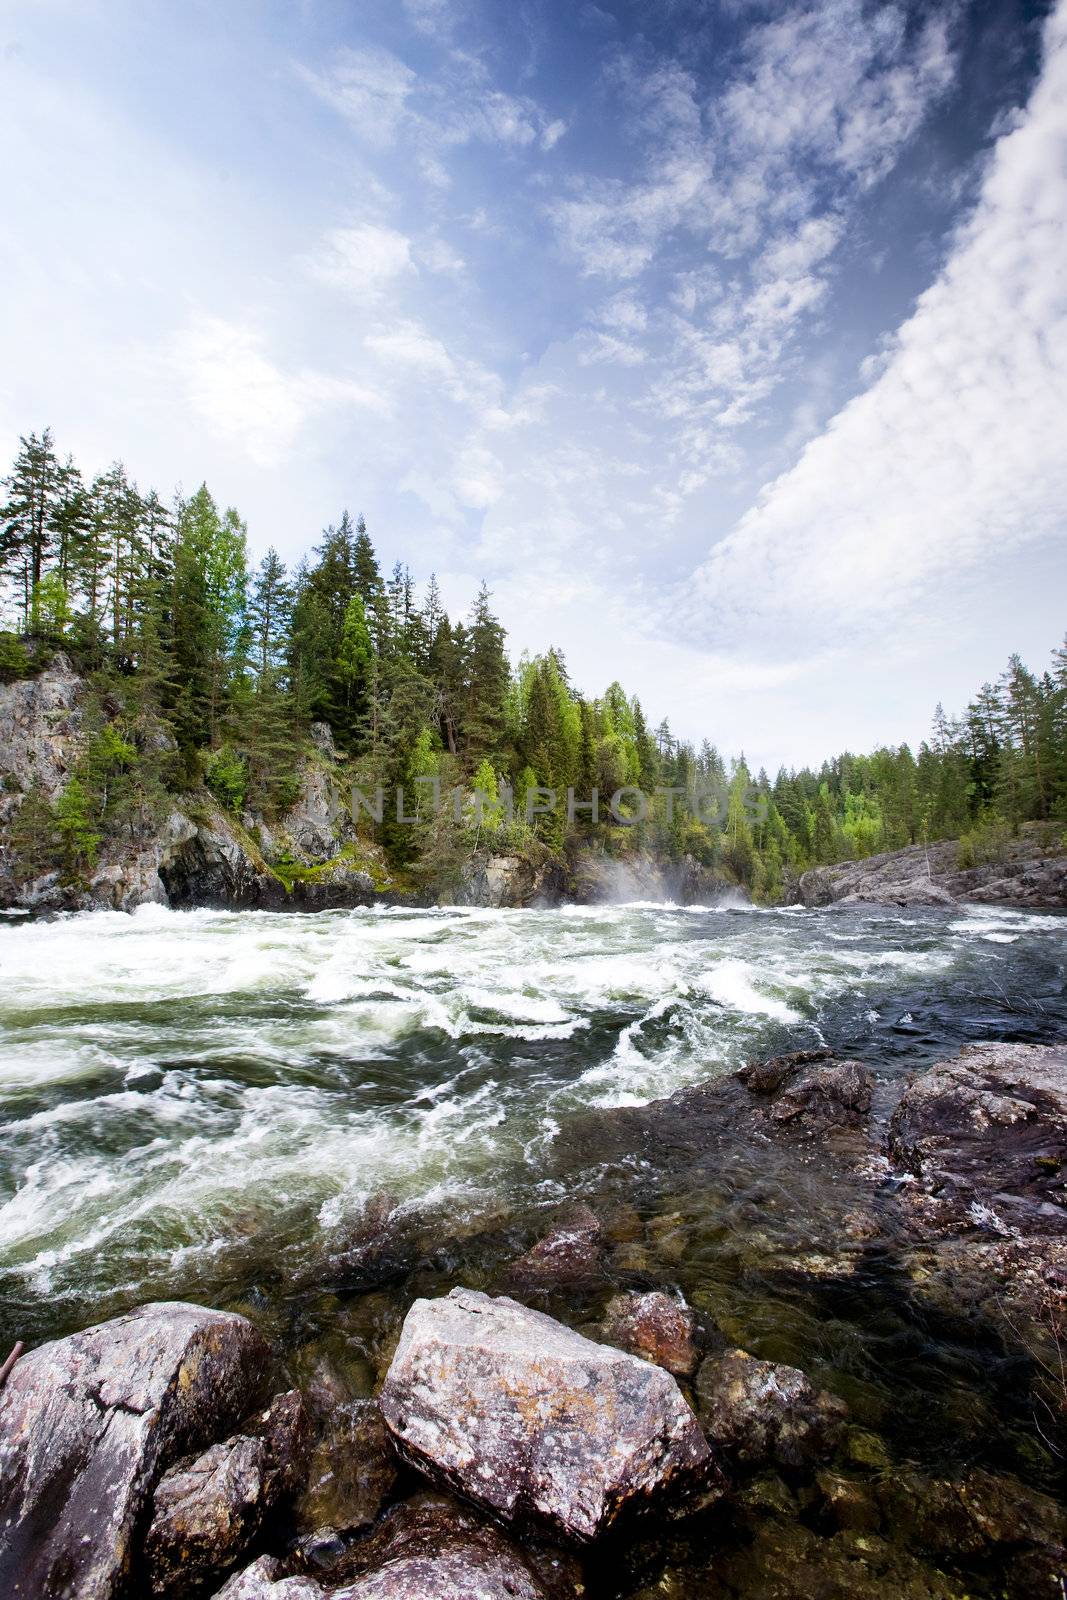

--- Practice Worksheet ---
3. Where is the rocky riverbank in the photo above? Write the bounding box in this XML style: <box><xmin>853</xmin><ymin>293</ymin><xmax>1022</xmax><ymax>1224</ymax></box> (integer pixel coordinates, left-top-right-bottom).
<box><xmin>2</xmin><ymin>1039</ymin><xmax>1065</xmax><ymax>1599</ymax></box>
<box><xmin>4</xmin><ymin>656</ymin><xmax>1064</xmax><ymax>914</ymax></box>
<box><xmin>796</xmin><ymin>824</ymin><xmax>1067</xmax><ymax>910</ymax></box>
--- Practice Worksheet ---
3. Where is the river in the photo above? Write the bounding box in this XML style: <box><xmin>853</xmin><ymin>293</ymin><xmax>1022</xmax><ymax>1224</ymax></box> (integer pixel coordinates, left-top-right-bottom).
<box><xmin>1</xmin><ymin>897</ymin><xmax>1063</xmax><ymax>1352</ymax></box>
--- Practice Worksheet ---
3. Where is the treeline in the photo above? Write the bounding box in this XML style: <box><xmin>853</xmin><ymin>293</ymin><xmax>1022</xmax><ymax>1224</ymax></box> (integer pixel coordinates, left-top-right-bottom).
<box><xmin>1</xmin><ymin>428</ymin><xmax>1065</xmax><ymax>896</ymax></box>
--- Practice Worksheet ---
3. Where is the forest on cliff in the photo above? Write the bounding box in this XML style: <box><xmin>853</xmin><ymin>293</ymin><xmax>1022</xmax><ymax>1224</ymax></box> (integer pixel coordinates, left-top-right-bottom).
<box><xmin>1</xmin><ymin>429</ymin><xmax>1065</xmax><ymax>899</ymax></box>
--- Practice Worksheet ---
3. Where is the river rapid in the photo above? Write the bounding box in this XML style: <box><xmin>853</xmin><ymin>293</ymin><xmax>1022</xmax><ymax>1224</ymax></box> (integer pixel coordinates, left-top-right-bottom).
<box><xmin>0</xmin><ymin>897</ymin><xmax>1063</xmax><ymax>1345</ymax></box>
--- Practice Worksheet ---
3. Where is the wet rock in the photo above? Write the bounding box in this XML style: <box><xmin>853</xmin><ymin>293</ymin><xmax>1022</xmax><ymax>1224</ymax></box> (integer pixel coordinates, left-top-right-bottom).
<box><xmin>145</xmin><ymin>1389</ymin><xmax>310</xmax><ymax>1596</ymax></box>
<box><xmin>0</xmin><ymin>1301</ymin><xmax>269</xmax><ymax>1600</ymax></box>
<box><xmin>323</xmin><ymin>1493</ymin><xmax>570</xmax><ymax>1599</ymax></box>
<box><xmin>251</xmin><ymin>1389</ymin><xmax>313</xmax><ymax>1503</ymax></box>
<box><xmin>886</xmin><ymin>1043</ymin><xmax>1067</xmax><ymax>1324</ymax></box>
<box><xmin>379</xmin><ymin>1287</ymin><xmax>723</xmax><ymax>1543</ymax></box>
<box><xmin>796</xmin><ymin>823</ymin><xmax>1066</xmax><ymax>908</ymax></box>
<box><xmin>695</xmin><ymin>1348</ymin><xmax>848</xmax><ymax>1470</ymax></box>
<box><xmin>744</xmin><ymin>1057</ymin><xmax>873</xmax><ymax>1138</ymax></box>
<box><xmin>600</xmin><ymin>1291</ymin><xmax>701</xmax><ymax>1379</ymax></box>
<box><xmin>295</xmin><ymin>1399</ymin><xmax>398</xmax><ymax>1536</ymax></box>
<box><xmin>211</xmin><ymin>1556</ymin><xmax>324</xmax><ymax>1598</ymax></box>
<box><xmin>554</xmin><ymin>1049</ymin><xmax>874</xmax><ymax>1181</ymax></box>
<box><xmin>146</xmin><ymin>1435</ymin><xmax>268</xmax><ymax>1596</ymax></box>
<box><xmin>506</xmin><ymin>1204</ymin><xmax>604</xmax><ymax>1291</ymax></box>
<box><xmin>888</xmin><ymin>1042</ymin><xmax>1067</xmax><ymax>1224</ymax></box>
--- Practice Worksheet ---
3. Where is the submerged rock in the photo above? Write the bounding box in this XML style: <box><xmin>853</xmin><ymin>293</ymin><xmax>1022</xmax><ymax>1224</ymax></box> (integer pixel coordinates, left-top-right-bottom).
<box><xmin>506</xmin><ymin>1203</ymin><xmax>604</xmax><ymax>1291</ymax></box>
<box><xmin>145</xmin><ymin>1389</ymin><xmax>310</xmax><ymax>1596</ymax></box>
<box><xmin>600</xmin><ymin>1291</ymin><xmax>701</xmax><ymax>1379</ymax></box>
<box><xmin>295</xmin><ymin>1398</ymin><xmax>398</xmax><ymax>1537</ymax></box>
<box><xmin>0</xmin><ymin>1301</ymin><xmax>269</xmax><ymax>1600</ymax></box>
<box><xmin>695</xmin><ymin>1348</ymin><xmax>848</xmax><ymax>1470</ymax></box>
<box><xmin>379</xmin><ymin>1288</ymin><xmax>723</xmax><ymax>1543</ymax></box>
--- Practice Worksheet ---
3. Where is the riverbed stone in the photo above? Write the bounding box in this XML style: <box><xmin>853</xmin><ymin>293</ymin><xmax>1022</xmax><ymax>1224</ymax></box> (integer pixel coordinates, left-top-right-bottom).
<box><xmin>506</xmin><ymin>1203</ymin><xmax>604</xmax><ymax>1291</ymax></box>
<box><xmin>295</xmin><ymin>1398</ymin><xmax>397</xmax><ymax>1536</ymax></box>
<box><xmin>600</xmin><ymin>1291</ymin><xmax>701</xmax><ymax>1378</ymax></box>
<box><xmin>145</xmin><ymin>1389</ymin><xmax>310</xmax><ymax>1596</ymax></box>
<box><xmin>379</xmin><ymin>1287</ymin><xmax>723</xmax><ymax>1543</ymax></box>
<box><xmin>212</xmin><ymin>1556</ymin><xmax>324</xmax><ymax>1599</ymax></box>
<box><xmin>0</xmin><ymin>1301</ymin><xmax>270</xmax><ymax>1600</ymax></box>
<box><xmin>696</xmin><ymin>1347</ymin><xmax>848</xmax><ymax>1470</ymax></box>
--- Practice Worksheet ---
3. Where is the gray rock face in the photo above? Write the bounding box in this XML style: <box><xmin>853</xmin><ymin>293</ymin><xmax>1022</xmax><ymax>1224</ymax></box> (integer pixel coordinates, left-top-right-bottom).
<box><xmin>696</xmin><ymin>1348</ymin><xmax>848</xmax><ymax>1469</ymax></box>
<box><xmin>145</xmin><ymin>1389</ymin><xmax>310</xmax><ymax>1596</ymax></box>
<box><xmin>379</xmin><ymin>1288</ymin><xmax>723</xmax><ymax>1543</ymax></box>
<box><xmin>797</xmin><ymin>824</ymin><xmax>1066</xmax><ymax>908</ymax></box>
<box><xmin>0</xmin><ymin>654</ymin><xmax>81</xmax><ymax>803</ymax></box>
<box><xmin>0</xmin><ymin>1301</ymin><xmax>269</xmax><ymax>1600</ymax></box>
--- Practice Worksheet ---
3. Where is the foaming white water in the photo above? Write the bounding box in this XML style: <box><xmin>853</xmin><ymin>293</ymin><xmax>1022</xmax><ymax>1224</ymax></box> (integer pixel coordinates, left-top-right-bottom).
<box><xmin>0</xmin><ymin>899</ymin><xmax>1063</xmax><ymax>1310</ymax></box>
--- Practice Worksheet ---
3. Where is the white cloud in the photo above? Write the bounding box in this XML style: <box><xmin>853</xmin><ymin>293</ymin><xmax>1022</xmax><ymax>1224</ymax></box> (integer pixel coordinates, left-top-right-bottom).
<box><xmin>167</xmin><ymin>315</ymin><xmax>384</xmax><ymax>467</ymax></box>
<box><xmin>687</xmin><ymin>0</ymin><xmax>1067</xmax><ymax>653</ymax></box>
<box><xmin>307</xmin><ymin>223</ymin><xmax>414</xmax><ymax>299</ymax></box>
<box><xmin>298</xmin><ymin>47</ymin><xmax>415</xmax><ymax>148</ymax></box>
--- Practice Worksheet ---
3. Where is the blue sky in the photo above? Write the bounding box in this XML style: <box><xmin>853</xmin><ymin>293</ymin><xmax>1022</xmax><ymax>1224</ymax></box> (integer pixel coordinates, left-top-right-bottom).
<box><xmin>1</xmin><ymin>0</ymin><xmax>1064</xmax><ymax>767</ymax></box>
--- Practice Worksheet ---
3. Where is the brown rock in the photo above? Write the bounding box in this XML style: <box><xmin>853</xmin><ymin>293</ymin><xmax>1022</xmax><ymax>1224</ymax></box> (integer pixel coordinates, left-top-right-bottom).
<box><xmin>600</xmin><ymin>1291</ymin><xmax>701</xmax><ymax>1379</ymax></box>
<box><xmin>696</xmin><ymin>1348</ymin><xmax>848</xmax><ymax>1470</ymax></box>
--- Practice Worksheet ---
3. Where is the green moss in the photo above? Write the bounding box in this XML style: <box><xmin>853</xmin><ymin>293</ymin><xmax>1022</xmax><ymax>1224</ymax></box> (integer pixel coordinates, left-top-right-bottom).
<box><xmin>270</xmin><ymin>841</ymin><xmax>404</xmax><ymax>896</ymax></box>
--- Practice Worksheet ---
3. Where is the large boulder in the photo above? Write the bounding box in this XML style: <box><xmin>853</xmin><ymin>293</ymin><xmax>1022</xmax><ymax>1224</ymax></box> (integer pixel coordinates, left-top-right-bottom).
<box><xmin>0</xmin><ymin>1301</ymin><xmax>269</xmax><ymax>1600</ymax></box>
<box><xmin>378</xmin><ymin>1288</ymin><xmax>723</xmax><ymax>1543</ymax></box>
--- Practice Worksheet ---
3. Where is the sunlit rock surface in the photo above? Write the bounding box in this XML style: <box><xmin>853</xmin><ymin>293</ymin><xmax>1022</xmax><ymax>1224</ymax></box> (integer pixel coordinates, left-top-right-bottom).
<box><xmin>379</xmin><ymin>1288</ymin><xmax>723</xmax><ymax>1543</ymax></box>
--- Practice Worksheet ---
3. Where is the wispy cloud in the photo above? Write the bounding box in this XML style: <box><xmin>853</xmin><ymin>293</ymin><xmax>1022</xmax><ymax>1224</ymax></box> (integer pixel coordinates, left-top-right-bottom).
<box><xmin>686</xmin><ymin>0</ymin><xmax>1067</xmax><ymax>652</ymax></box>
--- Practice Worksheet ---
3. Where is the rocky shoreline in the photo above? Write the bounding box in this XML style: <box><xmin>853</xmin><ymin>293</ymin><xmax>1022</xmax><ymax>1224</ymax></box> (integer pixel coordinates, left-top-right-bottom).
<box><xmin>2</xmin><ymin>1040</ymin><xmax>1066</xmax><ymax>1599</ymax></box>
<box><xmin>3</xmin><ymin>657</ymin><xmax>1064</xmax><ymax>915</ymax></box>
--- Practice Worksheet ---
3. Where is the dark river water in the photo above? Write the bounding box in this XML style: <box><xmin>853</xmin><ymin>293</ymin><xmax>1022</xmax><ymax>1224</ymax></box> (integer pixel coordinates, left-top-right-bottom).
<box><xmin>1</xmin><ymin>899</ymin><xmax>1065</xmax><ymax>1593</ymax></box>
